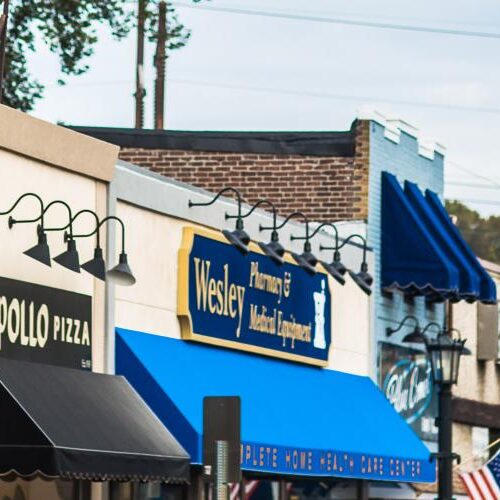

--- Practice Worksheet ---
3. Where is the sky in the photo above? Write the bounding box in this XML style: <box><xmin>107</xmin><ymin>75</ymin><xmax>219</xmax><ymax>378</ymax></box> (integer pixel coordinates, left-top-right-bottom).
<box><xmin>28</xmin><ymin>0</ymin><xmax>500</xmax><ymax>216</ymax></box>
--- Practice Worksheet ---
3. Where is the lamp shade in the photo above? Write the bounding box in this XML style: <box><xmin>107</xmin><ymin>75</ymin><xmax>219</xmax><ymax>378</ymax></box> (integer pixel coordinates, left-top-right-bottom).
<box><xmin>332</xmin><ymin>250</ymin><xmax>347</xmax><ymax>276</ymax></box>
<box><xmin>222</xmin><ymin>228</ymin><xmax>250</xmax><ymax>255</ymax></box>
<box><xmin>321</xmin><ymin>260</ymin><xmax>346</xmax><ymax>285</ymax></box>
<box><xmin>81</xmin><ymin>247</ymin><xmax>106</xmax><ymax>281</ymax></box>
<box><xmin>348</xmin><ymin>262</ymin><xmax>373</xmax><ymax>295</ymax></box>
<box><xmin>53</xmin><ymin>239</ymin><xmax>80</xmax><ymax>273</ymax></box>
<box><xmin>258</xmin><ymin>239</ymin><xmax>285</xmax><ymax>265</ymax></box>
<box><xmin>107</xmin><ymin>252</ymin><xmax>136</xmax><ymax>286</ymax></box>
<box><xmin>23</xmin><ymin>230</ymin><xmax>51</xmax><ymax>267</ymax></box>
<box><xmin>402</xmin><ymin>328</ymin><xmax>425</xmax><ymax>344</ymax></box>
<box><xmin>292</xmin><ymin>250</ymin><xmax>317</xmax><ymax>275</ymax></box>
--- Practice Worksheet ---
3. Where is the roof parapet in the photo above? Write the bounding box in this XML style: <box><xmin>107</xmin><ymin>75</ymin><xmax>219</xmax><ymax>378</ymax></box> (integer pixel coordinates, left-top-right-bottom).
<box><xmin>357</xmin><ymin>107</ymin><xmax>446</xmax><ymax>160</ymax></box>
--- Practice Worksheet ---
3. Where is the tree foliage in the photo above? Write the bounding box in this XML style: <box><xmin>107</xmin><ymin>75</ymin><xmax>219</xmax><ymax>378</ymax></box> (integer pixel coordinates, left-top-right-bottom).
<box><xmin>2</xmin><ymin>0</ymin><xmax>201</xmax><ymax>112</ymax></box>
<box><xmin>446</xmin><ymin>200</ymin><xmax>500</xmax><ymax>264</ymax></box>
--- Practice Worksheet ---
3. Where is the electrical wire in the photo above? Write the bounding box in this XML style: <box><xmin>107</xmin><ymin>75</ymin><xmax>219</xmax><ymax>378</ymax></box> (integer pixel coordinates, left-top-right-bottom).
<box><xmin>171</xmin><ymin>2</ymin><xmax>500</xmax><ymax>40</ymax></box>
<box><xmin>46</xmin><ymin>76</ymin><xmax>500</xmax><ymax>115</ymax></box>
<box><xmin>447</xmin><ymin>181</ymin><xmax>500</xmax><ymax>189</ymax></box>
<box><xmin>446</xmin><ymin>161</ymin><xmax>500</xmax><ymax>189</ymax></box>
<box><xmin>169</xmin><ymin>77</ymin><xmax>500</xmax><ymax>115</ymax></box>
<box><xmin>445</xmin><ymin>197</ymin><xmax>500</xmax><ymax>206</ymax></box>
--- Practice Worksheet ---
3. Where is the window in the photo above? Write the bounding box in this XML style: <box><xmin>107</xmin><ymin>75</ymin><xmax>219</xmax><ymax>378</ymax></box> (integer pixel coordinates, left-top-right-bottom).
<box><xmin>477</xmin><ymin>303</ymin><xmax>499</xmax><ymax>361</ymax></box>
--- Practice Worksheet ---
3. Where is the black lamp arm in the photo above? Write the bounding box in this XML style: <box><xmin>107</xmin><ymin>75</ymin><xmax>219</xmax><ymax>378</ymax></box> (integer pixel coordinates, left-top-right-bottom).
<box><xmin>189</xmin><ymin>187</ymin><xmax>244</xmax><ymax>219</ymax></box>
<box><xmin>73</xmin><ymin>215</ymin><xmax>126</xmax><ymax>253</ymax></box>
<box><xmin>291</xmin><ymin>222</ymin><xmax>339</xmax><ymax>248</ymax></box>
<box><xmin>36</xmin><ymin>200</ymin><xmax>74</xmax><ymax>236</ymax></box>
<box><xmin>226</xmin><ymin>199</ymin><xmax>277</xmax><ymax>226</ymax></box>
<box><xmin>1</xmin><ymin>193</ymin><xmax>45</xmax><ymax>227</ymax></box>
<box><xmin>387</xmin><ymin>315</ymin><xmax>421</xmax><ymax>336</ymax></box>
<box><xmin>421</xmin><ymin>322</ymin><xmax>443</xmax><ymax>338</ymax></box>
<box><xmin>55</xmin><ymin>210</ymin><xmax>101</xmax><ymax>247</ymax></box>
<box><xmin>11</xmin><ymin>199</ymin><xmax>73</xmax><ymax>237</ymax></box>
<box><xmin>261</xmin><ymin>210</ymin><xmax>310</xmax><ymax>240</ymax></box>
<box><xmin>321</xmin><ymin>233</ymin><xmax>368</xmax><ymax>263</ymax></box>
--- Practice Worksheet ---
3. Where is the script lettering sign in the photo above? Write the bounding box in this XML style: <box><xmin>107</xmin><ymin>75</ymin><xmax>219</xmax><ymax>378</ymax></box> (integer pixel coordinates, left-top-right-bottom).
<box><xmin>379</xmin><ymin>342</ymin><xmax>437</xmax><ymax>441</ymax></box>
<box><xmin>178</xmin><ymin>227</ymin><xmax>332</xmax><ymax>366</ymax></box>
<box><xmin>0</xmin><ymin>276</ymin><xmax>92</xmax><ymax>370</ymax></box>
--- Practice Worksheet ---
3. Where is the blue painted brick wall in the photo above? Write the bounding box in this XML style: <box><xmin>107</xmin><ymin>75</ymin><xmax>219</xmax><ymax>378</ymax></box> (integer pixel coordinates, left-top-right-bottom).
<box><xmin>367</xmin><ymin>120</ymin><xmax>445</xmax><ymax>376</ymax></box>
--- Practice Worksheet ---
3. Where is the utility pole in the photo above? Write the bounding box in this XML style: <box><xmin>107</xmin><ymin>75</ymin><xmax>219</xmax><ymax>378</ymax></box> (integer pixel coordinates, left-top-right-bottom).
<box><xmin>134</xmin><ymin>0</ymin><xmax>146</xmax><ymax>128</ymax></box>
<box><xmin>154</xmin><ymin>1</ymin><xmax>167</xmax><ymax>129</ymax></box>
<box><xmin>0</xmin><ymin>0</ymin><xmax>10</xmax><ymax>103</ymax></box>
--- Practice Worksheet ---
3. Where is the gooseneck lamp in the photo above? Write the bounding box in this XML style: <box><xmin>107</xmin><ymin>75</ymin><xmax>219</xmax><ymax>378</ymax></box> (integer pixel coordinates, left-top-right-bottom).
<box><xmin>71</xmin><ymin>215</ymin><xmax>136</xmax><ymax>286</ymax></box>
<box><xmin>320</xmin><ymin>234</ymin><xmax>372</xmax><ymax>295</ymax></box>
<box><xmin>55</xmin><ymin>209</ymin><xmax>106</xmax><ymax>280</ymax></box>
<box><xmin>189</xmin><ymin>188</ymin><xmax>250</xmax><ymax>255</ymax></box>
<box><xmin>0</xmin><ymin>193</ymin><xmax>51</xmax><ymax>266</ymax></box>
<box><xmin>227</xmin><ymin>199</ymin><xmax>285</xmax><ymax>265</ymax></box>
<box><xmin>45</xmin><ymin>201</ymin><xmax>80</xmax><ymax>273</ymax></box>
<box><xmin>385</xmin><ymin>314</ymin><xmax>420</xmax><ymax>338</ymax></box>
<box><xmin>292</xmin><ymin>222</ymin><xmax>345</xmax><ymax>285</ymax></box>
<box><xmin>262</xmin><ymin>211</ymin><xmax>317</xmax><ymax>274</ymax></box>
<box><xmin>11</xmin><ymin>199</ymin><xmax>81</xmax><ymax>273</ymax></box>
<box><xmin>386</xmin><ymin>315</ymin><xmax>441</xmax><ymax>342</ymax></box>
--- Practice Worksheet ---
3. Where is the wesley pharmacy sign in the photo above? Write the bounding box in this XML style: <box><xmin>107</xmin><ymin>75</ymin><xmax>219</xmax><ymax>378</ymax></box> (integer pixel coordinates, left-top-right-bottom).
<box><xmin>177</xmin><ymin>227</ymin><xmax>332</xmax><ymax>366</ymax></box>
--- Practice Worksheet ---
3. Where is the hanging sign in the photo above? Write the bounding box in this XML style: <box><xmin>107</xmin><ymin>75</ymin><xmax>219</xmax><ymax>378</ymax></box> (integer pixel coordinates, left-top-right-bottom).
<box><xmin>379</xmin><ymin>342</ymin><xmax>437</xmax><ymax>441</ymax></box>
<box><xmin>178</xmin><ymin>227</ymin><xmax>332</xmax><ymax>366</ymax></box>
<box><xmin>0</xmin><ymin>276</ymin><xmax>92</xmax><ymax>370</ymax></box>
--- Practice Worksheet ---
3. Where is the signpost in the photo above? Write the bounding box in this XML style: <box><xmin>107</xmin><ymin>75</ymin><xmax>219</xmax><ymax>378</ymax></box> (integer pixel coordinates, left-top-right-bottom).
<box><xmin>203</xmin><ymin>396</ymin><xmax>241</xmax><ymax>500</ymax></box>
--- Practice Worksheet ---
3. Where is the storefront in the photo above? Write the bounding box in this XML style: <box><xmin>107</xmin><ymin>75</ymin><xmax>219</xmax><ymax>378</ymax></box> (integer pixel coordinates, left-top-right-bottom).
<box><xmin>0</xmin><ymin>106</ymin><xmax>189</xmax><ymax>500</ymax></box>
<box><xmin>0</xmin><ymin>106</ymin><xmax>443</xmax><ymax>499</ymax></box>
<box><xmin>77</xmin><ymin>109</ymin><xmax>497</xmax><ymax>498</ymax></box>
<box><xmin>107</xmin><ymin>160</ymin><xmax>438</xmax><ymax>499</ymax></box>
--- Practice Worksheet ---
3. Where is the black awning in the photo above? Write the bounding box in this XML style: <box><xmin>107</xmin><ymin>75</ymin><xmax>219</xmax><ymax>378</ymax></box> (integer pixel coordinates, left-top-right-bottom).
<box><xmin>0</xmin><ymin>358</ymin><xmax>190</xmax><ymax>483</ymax></box>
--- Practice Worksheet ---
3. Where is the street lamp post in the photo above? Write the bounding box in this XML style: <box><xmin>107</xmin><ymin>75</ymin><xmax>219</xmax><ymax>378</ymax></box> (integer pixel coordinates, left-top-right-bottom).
<box><xmin>387</xmin><ymin>317</ymin><xmax>470</xmax><ymax>500</ymax></box>
<box><xmin>426</xmin><ymin>333</ymin><xmax>469</xmax><ymax>500</ymax></box>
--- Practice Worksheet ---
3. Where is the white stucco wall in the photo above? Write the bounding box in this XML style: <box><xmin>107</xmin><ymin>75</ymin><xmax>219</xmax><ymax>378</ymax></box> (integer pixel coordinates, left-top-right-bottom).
<box><xmin>114</xmin><ymin>191</ymin><xmax>372</xmax><ymax>376</ymax></box>
<box><xmin>0</xmin><ymin>143</ymin><xmax>109</xmax><ymax>372</ymax></box>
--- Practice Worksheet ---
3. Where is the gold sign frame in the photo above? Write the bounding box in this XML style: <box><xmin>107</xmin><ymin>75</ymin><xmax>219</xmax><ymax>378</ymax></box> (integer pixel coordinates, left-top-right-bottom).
<box><xmin>177</xmin><ymin>226</ymin><xmax>333</xmax><ymax>366</ymax></box>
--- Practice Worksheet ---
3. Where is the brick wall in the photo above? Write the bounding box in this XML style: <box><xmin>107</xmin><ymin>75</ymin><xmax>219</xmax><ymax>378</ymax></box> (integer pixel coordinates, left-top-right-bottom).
<box><xmin>119</xmin><ymin>121</ymin><xmax>370</xmax><ymax>223</ymax></box>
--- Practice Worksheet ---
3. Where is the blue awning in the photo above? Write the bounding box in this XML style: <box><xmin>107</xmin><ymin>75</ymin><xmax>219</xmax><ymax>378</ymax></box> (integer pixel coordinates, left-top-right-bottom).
<box><xmin>381</xmin><ymin>172</ymin><xmax>496</xmax><ymax>304</ymax></box>
<box><xmin>425</xmin><ymin>189</ymin><xmax>496</xmax><ymax>304</ymax></box>
<box><xmin>116</xmin><ymin>328</ymin><xmax>436</xmax><ymax>483</ymax></box>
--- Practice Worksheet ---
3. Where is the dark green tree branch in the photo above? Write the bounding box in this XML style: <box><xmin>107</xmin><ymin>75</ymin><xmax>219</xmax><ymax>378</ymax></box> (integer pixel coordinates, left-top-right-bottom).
<box><xmin>2</xmin><ymin>0</ymin><xmax>203</xmax><ymax>111</ymax></box>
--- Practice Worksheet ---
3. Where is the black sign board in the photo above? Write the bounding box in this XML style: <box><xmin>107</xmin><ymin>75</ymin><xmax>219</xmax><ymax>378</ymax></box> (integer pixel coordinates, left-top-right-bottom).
<box><xmin>0</xmin><ymin>276</ymin><xmax>92</xmax><ymax>370</ymax></box>
<box><xmin>203</xmin><ymin>396</ymin><xmax>241</xmax><ymax>482</ymax></box>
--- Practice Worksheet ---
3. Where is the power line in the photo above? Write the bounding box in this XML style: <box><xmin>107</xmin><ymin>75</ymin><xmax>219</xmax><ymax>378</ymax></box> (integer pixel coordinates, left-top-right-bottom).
<box><xmin>172</xmin><ymin>2</ymin><xmax>500</xmax><ymax>40</ymax></box>
<box><xmin>447</xmin><ymin>181</ymin><xmax>500</xmax><ymax>190</ymax></box>
<box><xmin>446</xmin><ymin>197</ymin><xmax>500</xmax><ymax>206</ymax></box>
<box><xmin>446</xmin><ymin>161</ymin><xmax>500</xmax><ymax>189</ymax></box>
<box><xmin>46</xmin><ymin>76</ymin><xmax>500</xmax><ymax>115</ymax></box>
<box><xmin>169</xmin><ymin>77</ymin><xmax>500</xmax><ymax>115</ymax></box>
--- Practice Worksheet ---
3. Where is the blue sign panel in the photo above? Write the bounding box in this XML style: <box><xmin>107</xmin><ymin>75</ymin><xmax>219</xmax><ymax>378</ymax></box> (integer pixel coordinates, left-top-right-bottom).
<box><xmin>178</xmin><ymin>227</ymin><xmax>332</xmax><ymax>365</ymax></box>
<box><xmin>239</xmin><ymin>441</ymin><xmax>435</xmax><ymax>482</ymax></box>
